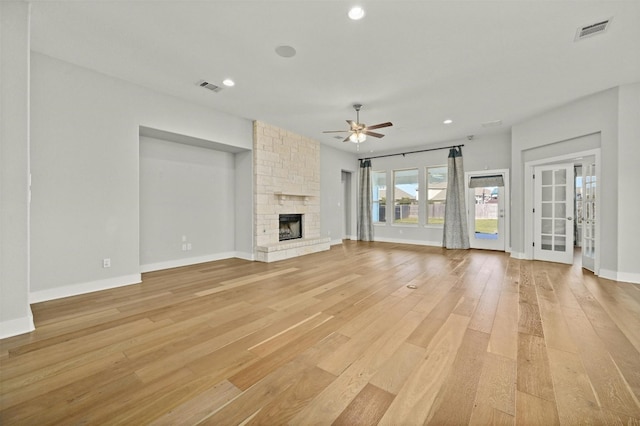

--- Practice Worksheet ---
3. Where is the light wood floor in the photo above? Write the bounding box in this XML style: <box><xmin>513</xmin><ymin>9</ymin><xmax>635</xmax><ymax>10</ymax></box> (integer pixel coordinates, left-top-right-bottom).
<box><xmin>1</xmin><ymin>242</ymin><xmax>639</xmax><ymax>425</ymax></box>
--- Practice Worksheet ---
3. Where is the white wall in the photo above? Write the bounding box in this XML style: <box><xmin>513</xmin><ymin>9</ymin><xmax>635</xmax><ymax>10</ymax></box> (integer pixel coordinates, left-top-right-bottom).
<box><xmin>29</xmin><ymin>53</ymin><xmax>253</xmax><ymax>302</ymax></box>
<box><xmin>139</xmin><ymin>136</ymin><xmax>237</xmax><ymax>271</ymax></box>
<box><xmin>617</xmin><ymin>83</ymin><xmax>640</xmax><ymax>282</ymax></box>
<box><xmin>512</xmin><ymin>88</ymin><xmax>619</xmax><ymax>273</ymax></box>
<box><xmin>356</xmin><ymin>133</ymin><xmax>511</xmax><ymax>246</ymax></box>
<box><xmin>0</xmin><ymin>2</ymin><xmax>34</xmax><ymax>338</ymax></box>
<box><xmin>234</xmin><ymin>150</ymin><xmax>254</xmax><ymax>259</ymax></box>
<box><xmin>320</xmin><ymin>144</ymin><xmax>358</xmax><ymax>244</ymax></box>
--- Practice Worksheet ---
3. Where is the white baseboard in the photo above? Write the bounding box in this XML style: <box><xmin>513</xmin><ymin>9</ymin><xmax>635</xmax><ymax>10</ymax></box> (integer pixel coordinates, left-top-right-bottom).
<box><xmin>510</xmin><ymin>251</ymin><xmax>528</xmax><ymax>259</ymax></box>
<box><xmin>0</xmin><ymin>309</ymin><xmax>35</xmax><ymax>339</ymax></box>
<box><xmin>599</xmin><ymin>269</ymin><xmax>640</xmax><ymax>285</ymax></box>
<box><xmin>29</xmin><ymin>274</ymin><xmax>142</xmax><ymax>304</ymax></box>
<box><xmin>141</xmin><ymin>251</ymin><xmax>254</xmax><ymax>273</ymax></box>
<box><xmin>330</xmin><ymin>239</ymin><xmax>344</xmax><ymax>246</ymax></box>
<box><xmin>234</xmin><ymin>251</ymin><xmax>255</xmax><ymax>261</ymax></box>
<box><xmin>373</xmin><ymin>236</ymin><xmax>443</xmax><ymax>247</ymax></box>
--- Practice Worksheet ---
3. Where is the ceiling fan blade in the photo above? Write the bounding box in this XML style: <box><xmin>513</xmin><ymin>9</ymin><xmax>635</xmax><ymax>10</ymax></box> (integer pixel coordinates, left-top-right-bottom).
<box><xmin>343</xmin><ymin>135</ymin><xmax>352</xmax><ymax>142</ymax></box>
<box><xmin>364</xmin><ymin>122</ymin><xmax>393</xmax><ymax>130</ymax></box>
<box><xmin>323</xmin><ymin>130</ymin><xmax>351</xmax><ymax>133</ymax></box>
<box><xmin>363</xmin><ymin>130</ymin><xmax>385</xmax><ymax>138</ymax></box>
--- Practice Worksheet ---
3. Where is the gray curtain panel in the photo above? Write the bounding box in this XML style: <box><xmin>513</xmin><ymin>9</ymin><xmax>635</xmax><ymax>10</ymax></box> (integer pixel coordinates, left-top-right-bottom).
<box><xmin>357</xmin><ymin>159</ymin><xmax>374</xmax><ymax>241</ymax></box>
<box><xmin>443</xmin><ymin>147</ymin><xmax>470</xmax><ymax>249</ymax></box>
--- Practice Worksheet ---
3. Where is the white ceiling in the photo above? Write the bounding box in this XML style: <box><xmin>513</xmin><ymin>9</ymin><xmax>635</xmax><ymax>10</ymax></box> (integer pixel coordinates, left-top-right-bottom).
<box><xmin>29</xmin><ymin>1</ymin><xmax>640</xmax><ymax>154</ymax></box>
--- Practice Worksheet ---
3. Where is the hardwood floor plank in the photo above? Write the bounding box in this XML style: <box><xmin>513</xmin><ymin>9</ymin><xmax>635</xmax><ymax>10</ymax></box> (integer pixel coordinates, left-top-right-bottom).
<box><xmin>244</xmin><ymin>366</ymin><xmax>336</xmax><ymax>425</ymax></box>
<box><xmin>516</xmin><ymin>332</ymin><xmax>556</xmax><ymax>402</ymax></box>
<box><xmin>149</xmin><ymin>379</ymin><xmax>241</xmax><ymax>425</ymax></box>
<box><xmin>288</xmin><ymin>310</ymin><xmax>424</xmax><ymax>424</ymax></box>
<box><xmin>515</xmin><ymin>390</ymin><xmax>560</xmax><ymax>425</ymax></box>
<box><xmin>426</xmin><ymin>329</ymin><xmax>490</xmax><ymax>425</ymax></box>
<box><xmin>488</xmin><ymin>290</ymin><xmax>519</xmax><ymax>360</ymax></box>
<box><xmin>473</xmin><ymin>352</ymin><xmax>517</xmax><ymax>417</ymax></box>
<box><xmin>317</xmin><ymin>293</ymin><xmax>421</xmax><ymax>376</ymax></box>
<box><xmin>377</xmin><ymin>313</ymin><xmax>470</xmax><ymax>425</ymax></box>
<box><xmin>368</xmin><ymin>341</ymin><xmax>425</xmax><ymax>395</ymax></box>
<box><xmin>332</xmin><ymin>383</ymin><xmax>395</xmax><ymax>426</ymax></box>
<box><xmin>562</xmin><ymin>305</ymin><xmax>640</xmax><ymax>418</ymax></box>
<box><xmin>547</xmin><ymin>347</ymin><xmax>605</xmax><ymax>425</ymax></box>
<box><xmin>468</xmin><ymin>403</ymin><xmax>515</xmax><ymax>426</ymax></box>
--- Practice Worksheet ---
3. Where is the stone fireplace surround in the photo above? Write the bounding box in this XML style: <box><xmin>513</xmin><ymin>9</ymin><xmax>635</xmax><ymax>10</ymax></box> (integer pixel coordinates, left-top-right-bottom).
<box><xmin>253</xmin><ymin>121</ymin><xmax>330</xmax><ymax>262</ymax></box>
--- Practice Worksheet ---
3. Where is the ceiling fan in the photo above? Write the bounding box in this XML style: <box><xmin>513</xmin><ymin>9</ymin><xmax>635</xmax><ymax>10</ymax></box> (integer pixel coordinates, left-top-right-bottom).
<box><xmin>323</xmin><ymin>104</ymin><xmax>393</xmax><ymax>144</ymax></box>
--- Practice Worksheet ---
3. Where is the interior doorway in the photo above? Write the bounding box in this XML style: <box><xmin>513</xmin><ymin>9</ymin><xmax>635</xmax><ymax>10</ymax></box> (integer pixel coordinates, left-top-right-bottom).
<box><xmin>341</xmin><ymin>170</ymin><xmax>352</xmax><ymax>240</ymax></box>
<box><xmin>524</xmin><ymin>149</ymin><xmax>600</xmax><ymax>272</ymax></box>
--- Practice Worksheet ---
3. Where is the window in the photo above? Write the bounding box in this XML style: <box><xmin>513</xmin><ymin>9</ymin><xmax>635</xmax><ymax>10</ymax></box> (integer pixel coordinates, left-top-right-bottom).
<box><xmin>427</xmin><ymin>166</ymin><xmax>447</xmax><ymax>225</ymax></box>
<box><xmin>393</xmin><ymin>169</ymin><xmax>419</xmax><ymax>224</ymax></box>
<box><xmin>372</xmin><ymin>171</ymin><xmax>386</xmax><ymax>223</ymax></box>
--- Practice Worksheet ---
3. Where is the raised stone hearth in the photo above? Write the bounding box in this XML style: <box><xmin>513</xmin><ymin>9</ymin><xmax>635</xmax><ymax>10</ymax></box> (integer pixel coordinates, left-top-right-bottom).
<box><xmin>253</xmin><ymin>121</ymin><xmax>330</xmax><ymax>262</ymax></box>
<box><xmin>256</xmin><ymin>237</ymin><xmax>331</xmax><ymax>263</ymax></box>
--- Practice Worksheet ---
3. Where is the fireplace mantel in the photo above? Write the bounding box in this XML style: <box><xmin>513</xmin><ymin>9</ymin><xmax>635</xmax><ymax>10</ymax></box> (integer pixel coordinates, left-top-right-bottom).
<box><xmin>273</xmin><ymin>191</ymin><xmax>312</xmax><ymax>205</ymax></box>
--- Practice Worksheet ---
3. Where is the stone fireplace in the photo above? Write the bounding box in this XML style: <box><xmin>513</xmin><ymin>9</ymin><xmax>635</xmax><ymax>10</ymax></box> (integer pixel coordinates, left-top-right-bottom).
<box><xmin>253</xmin><ymin>121</ymin><xmax>330</xmax><ymax>262</ymax></box>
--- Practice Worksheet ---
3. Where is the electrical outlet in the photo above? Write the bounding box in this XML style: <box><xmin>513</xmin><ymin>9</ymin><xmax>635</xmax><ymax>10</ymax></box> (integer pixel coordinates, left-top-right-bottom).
<box><xmin>187</xmin><ymin>243</ymin><xmax>192</xmax><ymax>251</ymax></box>
<box><xmin>103</xmin><ymin>258</ymin><xmax>111</xmax><ymax>268</ymax></box>
<box><xmin>182</xmin><ymin>243</ymin><xmax>187</xmax><ymax>251</ymax></box>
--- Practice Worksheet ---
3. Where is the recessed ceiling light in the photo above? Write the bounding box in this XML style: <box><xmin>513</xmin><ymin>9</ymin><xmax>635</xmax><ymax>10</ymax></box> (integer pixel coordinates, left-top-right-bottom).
<box><xmin>222</xmin><ymin>79</ymin><xmax>235</xmax><ymax>87</ymax></box>
<box><xmin>348</xmin><ymin>6</ymin><xmax>365</xmax><ymax>20</ymax></box>
<box><xmin>443</xmin><ymin>119</ymin><xmax>453</xmax><ymax>124</ymax></box>
<box><xmin>275</xmin><ymin>45</ymin><xmax>297</xmax><ymax>58</ymax></box>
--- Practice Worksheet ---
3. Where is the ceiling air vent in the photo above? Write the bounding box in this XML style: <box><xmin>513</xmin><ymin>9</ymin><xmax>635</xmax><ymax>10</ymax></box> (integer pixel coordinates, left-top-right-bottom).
<box><xmin>575</xmin><ymin>18</ymin><xmax>612</xmax><ymax>41</ymax></box>
<box><xmin>197</xmin><ymin>80</ymin><xmax>223</xmax><ymax>93</ymax></box>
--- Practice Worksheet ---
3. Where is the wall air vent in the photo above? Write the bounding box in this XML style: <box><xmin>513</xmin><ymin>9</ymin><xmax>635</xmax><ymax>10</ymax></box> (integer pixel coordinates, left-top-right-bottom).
<box><xmin>575</xmin><ymin>18</ymin><xmax>612</xmax><ymax>41</ymax></box>
<box><xmin>197</xmin><ymin>80</ymin><xmax>223</xmax><ymax>93</ymax></box>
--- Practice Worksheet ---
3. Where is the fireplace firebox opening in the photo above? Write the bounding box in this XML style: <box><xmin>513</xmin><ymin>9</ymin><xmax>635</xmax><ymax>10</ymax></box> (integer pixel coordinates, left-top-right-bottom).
<box><xmin>279</xmin><ymin>214</ymin><xmax>303</xmax><ymax>241</ymax></box>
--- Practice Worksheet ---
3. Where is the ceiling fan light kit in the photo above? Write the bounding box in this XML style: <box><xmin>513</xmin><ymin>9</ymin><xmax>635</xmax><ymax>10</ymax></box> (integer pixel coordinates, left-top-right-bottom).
<box><xmin>349</xmin><ymin>133</ymin><xmax>367</xmax><ymax>143</ymax></box>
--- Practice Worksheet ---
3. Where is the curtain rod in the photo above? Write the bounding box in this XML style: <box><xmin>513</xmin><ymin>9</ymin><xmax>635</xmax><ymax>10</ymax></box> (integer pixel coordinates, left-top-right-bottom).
<box><xmin>360</xmin><ymin>144</ymin><xmax>464</xmax><ymax>161</ymax></box>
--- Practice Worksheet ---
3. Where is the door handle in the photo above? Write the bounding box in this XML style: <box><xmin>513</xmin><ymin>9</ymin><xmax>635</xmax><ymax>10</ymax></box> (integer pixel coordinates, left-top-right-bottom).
<box><xmin>567</xmin><ymin>217</ymin><xmax>573</xmax><ymax>220</ymax></box>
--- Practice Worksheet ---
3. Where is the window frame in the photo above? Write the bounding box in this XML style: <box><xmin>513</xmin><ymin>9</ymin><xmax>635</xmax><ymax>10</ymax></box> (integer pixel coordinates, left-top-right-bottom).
<box><xmin>392</xmin><ymin>168</ymin><xmax>419</xmax><ymax>226</ymax></box>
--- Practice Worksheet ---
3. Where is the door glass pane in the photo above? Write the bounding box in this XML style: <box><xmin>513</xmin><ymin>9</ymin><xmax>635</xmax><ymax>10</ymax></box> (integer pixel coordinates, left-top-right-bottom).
<box><xmin>542</xmin><ymin>170</ymin><xmax>553</xmax><ymax>185</ymax></box>
<box><xmin>555</xmin><ymin>186</ymin><xmax>566</xmax><ymax>201</ymax></box>
<box><xmin>554</xmin><ymin>236</ymin><xmax>566</xmax><ymax>252</ymax></box>
<box><xmin>555</xmin><ymin>203</ymin><xmax>566</xmax><ymax>218</ymax></box>
<box><xmin>541</xmin><ymin>235</ymin><xmax>553</xmax><ymax>251</ymax></box>
<box><xmin>555</xmin><ymin>169</ymin><xmax>567</xmax><ymax>184</ymax></box>
<box><xmin>541</xmin><ymin>203</ymin><xmax>552</xmax><ymax>218</ymax></box>
<box><xmin>542</xmin><ymin>187</ymin><xmax>553</xmax><ymax>201</ymax></box>
<box><xmin>473</xmin><ymin>186</ymin><xmax>498</xmax><ymax>240</ymax></box>
<box><xmin>542</xmin><ymin>219</ymin><xmax>552</xmax><ymax>234</ymax></box>
<box><xmin>554</xmin><ymin>219</ymin><xmax>566</xmax><ymax>235</ymax></box>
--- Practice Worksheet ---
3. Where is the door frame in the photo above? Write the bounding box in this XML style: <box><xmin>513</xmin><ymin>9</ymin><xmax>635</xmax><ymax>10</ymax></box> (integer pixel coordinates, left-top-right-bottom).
<box><xmin>465</xmin><ymin>169</ymin><xmax>509</xmax><ymax>252</ymax></box>
<box><xmin>523</xmin><ymin>148</ymin><xmax>600</xmax><ymax>271</ymax></box>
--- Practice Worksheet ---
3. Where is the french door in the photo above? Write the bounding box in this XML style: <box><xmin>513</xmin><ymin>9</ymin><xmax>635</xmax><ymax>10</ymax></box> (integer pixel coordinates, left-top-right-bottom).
<box><xmin>533</xmin><ymin>164</ymin><xmax>574</xmax><ymax>264</ymax></box>
<box><xmin>581</xmin><ymin>162</ymin><xmax>596</xmax><ymax>271</ymax></box>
